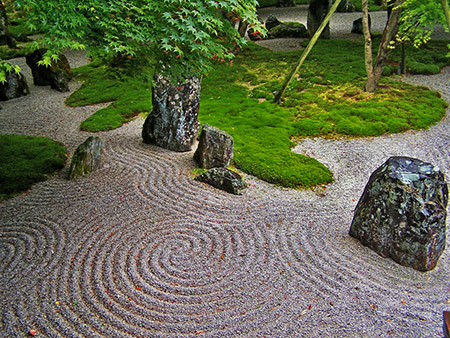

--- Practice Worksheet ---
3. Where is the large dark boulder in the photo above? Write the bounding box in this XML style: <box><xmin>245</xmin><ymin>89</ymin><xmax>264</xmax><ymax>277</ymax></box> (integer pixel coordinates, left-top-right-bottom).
<box><xmin>349</xmin><ymin>156</ymin><xmax>448</xmax><ymax>271</ymax></box>
<box><xmin>352</xmin><ymin>15</ymin><xmax>372</xmax><ymax>34</ymax></box>
<box><xmin>0</xmin><ymin>70</ymin><xmax>29</xmax><ymax>101</ymax></box>
<box><xmin>336</xmin><ymin>0</ymin><xmax>356</xmax><ymax>12</ymax></box>
<box><xmin>265</xmin><ymin>14</ymin><xmax>282</xmax><ymax>31</ymax></box>
<box><xmin>142</xmin><ymin>73</ymin><xmax>201</xmax><ymax>152</ymax></box>
<box><xmin>269</xmin><ymin>22</ymin><xmax>308</xmax><ymax>39</ymax></box>
<box><xmin>68</xmin><ymin>136</ymin><xmax>105</xmax><ymax>179</ymax></box>
<box><xmin>194</xmin><ymin>124</ymin><xmax>234</xmax><ymax>169</ymax></box>
<box><xmin>276</xmin><ymin>0</ymin><xmax>296</xmax><ymax>7</ymax></box>
<box><xmin>195</xmin><ymin>167</ymin><xmax>247</xmax><ymax>195</ymax></box>
<box><xmin>25</xmin><ymin>49</ymin><xmax>73</xmax><ymax>92</ymax></box>
<box><xmin>307</xmin><ymin>0</ymin><xmax>330</xmax><ymax>39</ymax></box>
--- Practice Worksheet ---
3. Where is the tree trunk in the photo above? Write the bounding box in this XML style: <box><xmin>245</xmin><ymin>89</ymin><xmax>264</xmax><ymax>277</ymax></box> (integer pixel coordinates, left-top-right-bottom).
<box><xmin>363</xmin><ymin>0</ymin><xmax>404</xmax><ymax>91</ymax></box>
<box><xmin>274</xmin><ymin>0</ymin><xmax>342</xmax><ymax>104</ymax></box>
<box><xmin>362</xmin><ymin>0</ymin><xmax>376</xmax><ymax>92</ymax></box>
<box><xmin>0</xmin><ymin>0</ymin><xmax>16</xmax><ymax>48</ymax></box>
<box><xmin>142</xmin><ymin>73</ymin><xmax>201</xmax><ymax>152</ymax></box>
<box><xmin>441</xmin><ymin>0</ymin><xmax>450</xmax><ymax>31</ymax></box>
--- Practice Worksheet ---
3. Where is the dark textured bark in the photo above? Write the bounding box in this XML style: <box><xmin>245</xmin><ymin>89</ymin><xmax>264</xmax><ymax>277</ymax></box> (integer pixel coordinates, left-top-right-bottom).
<box><xmin>142</xmin><ymin>73</ymin><xmax>201</xmax><ymax>152</ymax></box>
<box><xmin>363</xmin><ymin>0</ymin><xmax>404</xmax><ymax>92</ymax></box>
<box><xmin>0</xmin><ymin>0</ymin><xmax>16</xmax><ymax>48</ymax></box>
<box><xmin>372</xmin><ymin>0</ymin><xmax>404</xmax><ymax>86</ymax></box>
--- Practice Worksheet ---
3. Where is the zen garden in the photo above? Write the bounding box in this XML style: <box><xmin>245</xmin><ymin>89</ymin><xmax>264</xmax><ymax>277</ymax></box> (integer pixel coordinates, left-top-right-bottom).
<box><xmin>1</xmin><ymin>0</ymin><xmax>450</xmax><ymax>337</ymax></box>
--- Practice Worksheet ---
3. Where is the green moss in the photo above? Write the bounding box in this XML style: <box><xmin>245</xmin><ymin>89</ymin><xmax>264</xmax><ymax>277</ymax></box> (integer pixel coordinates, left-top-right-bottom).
<box><xmin>0</xmin><ymin>135</ymin><xmax>67</xmax><ymax>200</ymax></box>
<box><xmin>65</xmin><ymin>39</ymin><xmax>448</xmax><ymax>189</ymax></box>
<box><xmin>66</xmin><ymin>56</ymin><xmax>153</xmax><ymax>132</ymax></box>
<box><xmin>198</xmin><ymin>40</ymin><xmax>448</xmax><ymax>188</ymax></box>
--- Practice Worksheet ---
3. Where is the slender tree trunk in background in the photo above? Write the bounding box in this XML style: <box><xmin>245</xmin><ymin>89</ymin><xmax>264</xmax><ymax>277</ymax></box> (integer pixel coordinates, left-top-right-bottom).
<box><xmin>362</xmin><ymin>0</ymin><xmax>376</xmax><ymax>92</ymax></box>
<box><xmin>274</xmin><ymin>0</ymin><xmax>342</xmax><ymax>104</ymax></box>
<box><xmin>441</xmin><ymin>0</ymin><xmax>450</xmax><ymax>31</ymax></box>
<box><xmin>363</xmin><ymin>0</ymin><xmax>404</xmax><ymax>91</ymax></box>
<box><xmin>399</xmin><ymin>42</ymin><xmax>406</xmax><ymax>74</ymax></box>
<box><xmin>0</xmin><ymin>0</ymin><xmax>16</xmax><ymax>48</ymax></box>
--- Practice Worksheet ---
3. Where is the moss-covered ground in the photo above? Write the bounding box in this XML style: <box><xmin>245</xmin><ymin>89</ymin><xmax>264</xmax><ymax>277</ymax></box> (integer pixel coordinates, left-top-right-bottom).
<box><xmin>198</xmin><ymin>40</ymin><xmax>448</xmax><ymax>187</ymax></box>
<box><xmin>1</xmin><ymin>5</ymin><xmax>449</xmax><ymax>189</ymax></box>
<box><xmin>65</xmin><ymin>57</ymin><xmax>153</xmax><ymax>132</ymax></box>
<box><xmin>0</xmin><ymin>135</ymin><xmax>67</xmax><ymax>200</ymax></box>
<box><xmin>56</xmin><ymin>38</ymin><xmax>450</xmax><ymax>188</ymax></box>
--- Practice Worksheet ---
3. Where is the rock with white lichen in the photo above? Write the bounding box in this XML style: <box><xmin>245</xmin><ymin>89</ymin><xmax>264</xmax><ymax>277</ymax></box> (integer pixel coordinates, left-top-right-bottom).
<box><xmin>350</xmin><ymin>156</ymin><xmax>448</xmax><ymax>271</ymax></box>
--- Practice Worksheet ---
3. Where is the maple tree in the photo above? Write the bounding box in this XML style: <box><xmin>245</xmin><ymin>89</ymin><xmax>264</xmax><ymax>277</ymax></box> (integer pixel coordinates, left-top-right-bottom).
<box><xmin>16</xmin><ymin>0</ymin><xmax>263</xmax><ymax>78</ymax></box>
<box><xmin>397</xmin><ymin>0</ymin><xmax>450</xmax><ymax>48</ymax></box>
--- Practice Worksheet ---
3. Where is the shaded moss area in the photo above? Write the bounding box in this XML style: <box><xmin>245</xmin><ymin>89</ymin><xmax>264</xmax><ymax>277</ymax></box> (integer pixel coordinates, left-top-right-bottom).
<box><xmin>0</xmin><ymin>135</ymin><xmax>67</xmax><ymax>200</ymax></box>
<box><xmin>65</xmin><ymin>57</ymin><xmax>153</xmax><ymax>132</ymax></box>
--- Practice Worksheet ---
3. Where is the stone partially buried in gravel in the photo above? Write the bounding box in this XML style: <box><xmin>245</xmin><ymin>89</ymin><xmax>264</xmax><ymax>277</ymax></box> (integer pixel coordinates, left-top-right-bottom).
<box><xmin>68</xmin><ymin>136</ymin><xmax>105</xmax><ymax>179</ymax></box>
<box><xmin>194</xmin><ymin>124</ymin><xmax>234</xmax><ymax>169</ymax></box>
<box><xmin>269</xmin><ymin>22</ymin><xmax>308</xmax><ymax>39</ymax></box>
<box><xmin>349</xmin><ymin>156</ymin><xmax>448</xmax><ymax>271</ymax></box>
<box><xmin>195</xmin><ymin>167</ymin><xmax>247</xmax><ymax>195</ymax></box>
<box><xmin>0</xmin><ymin>71</ymin><xmax>29</xmax><ymax>101</ymax></box>
<box><xmin>25</xmin><ymin>49</ymin><xmax>73</xmax><ymax>92</ymax></box>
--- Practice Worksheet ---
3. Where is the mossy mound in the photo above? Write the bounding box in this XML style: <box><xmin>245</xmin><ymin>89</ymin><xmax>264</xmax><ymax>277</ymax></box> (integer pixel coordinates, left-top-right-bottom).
<box><xmin>0</xmin><ymin>135</ymin><xmax>67</xmax><ymax>200</ymax></box>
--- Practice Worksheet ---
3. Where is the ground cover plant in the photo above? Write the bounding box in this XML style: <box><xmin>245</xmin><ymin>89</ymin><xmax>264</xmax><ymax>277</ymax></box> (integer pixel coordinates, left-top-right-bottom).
<box><xmin>0</xmin><ymin>134</ymin><xmax>67</xmax><ymax>200</ymax></box>
<box><xmin>64</xmin><ymin>38</ymin><xmax>448</xmax><ymax>188</ymax></box>
<box><xmin>65</xmin><ymin>56</ymin><xmax>153</xmax><ymax>132</ymax></box>
<box><xmin>199</xmin><ymin>40</ymin><xmax>448</xmax><ymax>187</ymax></box>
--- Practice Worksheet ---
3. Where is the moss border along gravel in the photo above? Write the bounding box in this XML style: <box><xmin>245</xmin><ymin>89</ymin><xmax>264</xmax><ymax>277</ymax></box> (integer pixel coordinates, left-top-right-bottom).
<box><xmin>199</xmin><ymin>41</ymin><xmax>448</xmax><ymax>188</ymax></box>
<box><xmin>65</xmin><ymin>57</ymin><xmax>153</xmax><ymax>132</ymax></box>
<box><xmin>65</xmin><ymin>40</ymin><xmax>448</xmax><ymax>188</ymax></box>
<box><xmin>0</xmin><ymin>134</ymin><xmax>67</xmax><ymax>200</ymax></box>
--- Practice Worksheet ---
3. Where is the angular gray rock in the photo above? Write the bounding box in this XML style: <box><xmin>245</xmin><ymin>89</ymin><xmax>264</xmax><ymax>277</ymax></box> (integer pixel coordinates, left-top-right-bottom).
<box><xmin>68</xmin><ymin>136</ymin><xmax>105</xmax><ymax>179</ymax></box>
<box><xmin>307</xmin><ymin>0</ymin><xmax>330</xmax><ymax>39</ymax></box>
<box><xmin>349</xmin><ymin>156</ymin><xmax>448</xmax><ymax>271</ymax></box>
<box><xmin>0</xmin><ymin>70</ymin><xmax>29</xmax><ymax>101</ymax></box>
<box><xmin>194</xmin><ymin>124</ymin><xmax>234</xmax><ymax>169</ymax></box>
<box><xmin>25</xmin><ymin>49</ymin><xmax>73</xmax><ymax>92</ymax></box>
<box><xmin>195</xmin><ymin>167</ymin><xmax>247</xmax><ymax>195</ymax></box>
<box><xmin>142</xmin><ymin>73</ymin><xmax>201</xmax><ymax>152</ymax></box>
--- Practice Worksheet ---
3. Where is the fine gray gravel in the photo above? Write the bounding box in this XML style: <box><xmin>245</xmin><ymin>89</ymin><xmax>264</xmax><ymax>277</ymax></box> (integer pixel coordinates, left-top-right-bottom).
<box><xmin>1</xmin><ymin>7</ymin><xmax>450</xmax><ymax>338</ymax></box>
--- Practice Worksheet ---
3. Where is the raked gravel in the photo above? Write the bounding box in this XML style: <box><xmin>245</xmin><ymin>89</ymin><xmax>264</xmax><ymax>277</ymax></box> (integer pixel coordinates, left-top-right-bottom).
<box><xmin>0</xmin><ymin>7</ymin><xmax>449</xmax><ymax>338</ymax></box>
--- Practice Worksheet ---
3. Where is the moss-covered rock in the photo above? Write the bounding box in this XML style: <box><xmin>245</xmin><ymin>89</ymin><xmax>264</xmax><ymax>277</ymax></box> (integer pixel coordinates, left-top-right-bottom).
<box><xmin>68</xmin><ymin>136</ymin><xmax>105</xmax><ymax>179</ymax></box>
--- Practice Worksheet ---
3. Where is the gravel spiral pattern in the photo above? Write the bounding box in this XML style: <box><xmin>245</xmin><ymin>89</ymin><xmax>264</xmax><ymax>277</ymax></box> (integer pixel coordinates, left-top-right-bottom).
<box><xmin>1</xmin><ymin>12</ymin><xmax>450</xmax><ymax>337</ymax></box>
